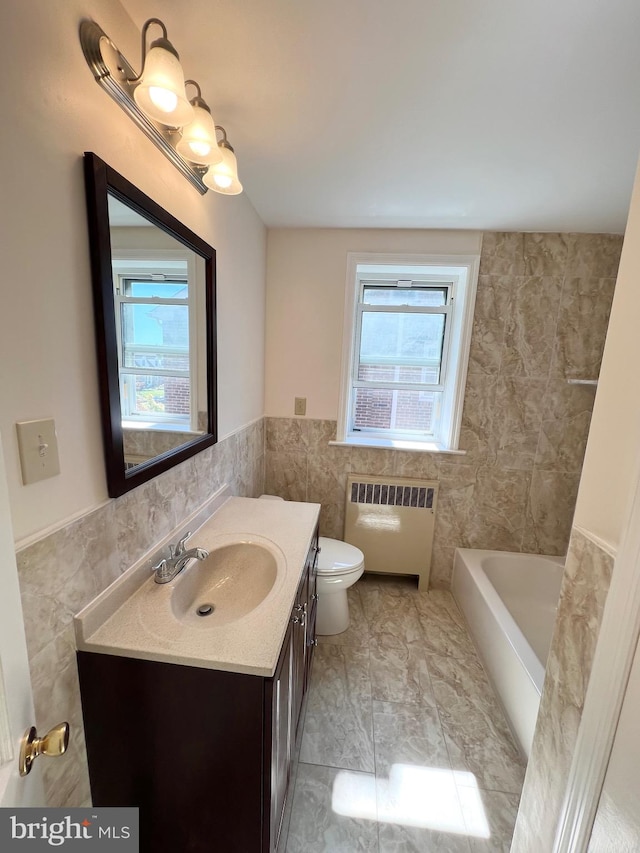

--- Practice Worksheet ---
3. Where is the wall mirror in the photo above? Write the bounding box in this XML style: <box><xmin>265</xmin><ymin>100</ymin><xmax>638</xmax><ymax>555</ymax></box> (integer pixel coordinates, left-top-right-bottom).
<box><xmin>84</xmin><ymin>152</ymin><xmax>217</xmax><ymax>497</ymax></box>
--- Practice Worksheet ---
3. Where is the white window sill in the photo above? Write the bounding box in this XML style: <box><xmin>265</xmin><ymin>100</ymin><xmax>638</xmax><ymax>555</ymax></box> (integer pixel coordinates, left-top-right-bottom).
<box><xmin>329</xmin><ymin>437</ymin><xmax>466</xmax><ymax>454</ymax></box>
<box><xmin>122</xmin><ymin>420</ymin><xmax>199</xmax><ymax>434</ymax></box>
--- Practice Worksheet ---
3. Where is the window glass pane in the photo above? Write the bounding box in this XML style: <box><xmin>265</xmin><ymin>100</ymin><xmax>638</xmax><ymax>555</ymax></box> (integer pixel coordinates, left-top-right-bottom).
<box><xmin>120</xmin><ymin>373</ymin><xmax>190</xmax><ymax>419</ymax></box>
<box><xmin>357</xmin><ymin>364</ymin><xmax>440</xmax><ymax>385</ymax></box>
<box><xmin>120</xmin><ymin>303</ymin><xmax>189</xmax><ymax>368</ymax></box>
<box><xmin>362</xmin><ymin>286</ymin><xmax>447</xmax><ymax>306</ymax></box>
<box><xmin>353</xmin><ymin>388</ymin><xmax>438</xmax><ymax>433</ymax></box>
<box><xmin>359</xmin><ymin>311</ymin><xmax>445</xmax><ymax>379</ymax></box>
<box><xmin>123</xmin><ymin>280</ymin><xmax>189</xmax><ymax>299</ymax></box>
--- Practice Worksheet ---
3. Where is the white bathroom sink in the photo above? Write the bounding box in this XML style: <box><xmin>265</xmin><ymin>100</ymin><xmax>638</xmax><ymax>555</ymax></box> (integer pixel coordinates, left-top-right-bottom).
<box><xmin>170</xmin><ymin>542</ymin><xmax>279</xmax><ymax>627</ymax></box>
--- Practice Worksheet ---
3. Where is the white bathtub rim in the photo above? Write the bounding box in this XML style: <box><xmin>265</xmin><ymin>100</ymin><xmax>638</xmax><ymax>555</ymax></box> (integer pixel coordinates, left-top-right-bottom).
<box><xmin>453</xmin><ymin>547</ymin><xmax>564</xmax><ymax>695</ymax></box>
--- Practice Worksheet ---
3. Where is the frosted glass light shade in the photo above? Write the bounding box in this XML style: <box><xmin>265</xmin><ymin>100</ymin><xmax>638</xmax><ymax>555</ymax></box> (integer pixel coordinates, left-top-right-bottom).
<box><xmin>176</xmin><ymin>103</ymin><xmax>223</xmax><ymax>166</ymax></box>
<box><xmin>203</xmin><ymin>146</ymin><xmax>243</xmax><ymax>195</ymax></box>
<box><xmin>133</xmin><ymin>43</ymin><xmax>194</xmax><ymax>126</ymax></box>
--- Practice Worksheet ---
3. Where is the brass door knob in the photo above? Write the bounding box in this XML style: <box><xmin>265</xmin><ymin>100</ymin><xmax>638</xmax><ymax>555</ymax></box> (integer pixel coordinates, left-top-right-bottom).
<box><xmin>19</xmin><ymin>722</ymin><xmax>70</xmax><ymax>777</ymax></box>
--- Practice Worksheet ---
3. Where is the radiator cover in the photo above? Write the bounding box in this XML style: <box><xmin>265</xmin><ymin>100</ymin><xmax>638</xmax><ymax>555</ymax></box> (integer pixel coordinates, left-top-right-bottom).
<box><xmin>344</xmin><ymin>473</ymin><xmax>438</xmax><ymax>591</ymax></box>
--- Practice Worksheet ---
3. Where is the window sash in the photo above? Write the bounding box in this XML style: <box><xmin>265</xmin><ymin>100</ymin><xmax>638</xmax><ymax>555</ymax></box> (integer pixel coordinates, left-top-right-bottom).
<box><xmin>351</xmin><ymin>285</ymin><xmax>453</xmax><ymax>432</ymax></box>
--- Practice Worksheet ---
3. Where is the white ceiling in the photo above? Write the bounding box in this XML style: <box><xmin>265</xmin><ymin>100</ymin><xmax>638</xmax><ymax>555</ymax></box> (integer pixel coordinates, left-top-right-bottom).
<box><xmin>125</xmin><ymin>0</ymin><xmax>640</xmax><ymax>232</ymax></box>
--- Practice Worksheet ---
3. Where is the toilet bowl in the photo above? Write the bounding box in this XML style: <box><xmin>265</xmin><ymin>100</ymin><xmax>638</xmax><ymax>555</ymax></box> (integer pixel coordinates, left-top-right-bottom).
<box><xmin>316</xmin><ymin>537</ymin><xmax>365</xmax><ymax>635</ymax></box>
<box><xmin>258</xmin><ymin>496</ymin><xmax>365</xmax><ymax>635</ymax></box>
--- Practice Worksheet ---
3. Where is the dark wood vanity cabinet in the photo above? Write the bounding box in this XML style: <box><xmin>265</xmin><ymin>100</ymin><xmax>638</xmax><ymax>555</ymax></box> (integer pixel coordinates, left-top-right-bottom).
<box><xmin>77</xmin><ymin>528</ymin><xmax>318</xmax><ymax>853</ymax></box>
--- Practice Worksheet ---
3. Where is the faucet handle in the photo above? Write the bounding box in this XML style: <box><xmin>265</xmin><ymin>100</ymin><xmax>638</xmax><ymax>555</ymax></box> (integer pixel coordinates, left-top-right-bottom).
<box><xmin>151</xmin><ymin>557</ymin><xmax>169</xmax><ymax>577</ymax></box>
<box><xmin>171</xmin><ymin>532</ymin><xmax>191</xmax><ymax>557</ymax></box>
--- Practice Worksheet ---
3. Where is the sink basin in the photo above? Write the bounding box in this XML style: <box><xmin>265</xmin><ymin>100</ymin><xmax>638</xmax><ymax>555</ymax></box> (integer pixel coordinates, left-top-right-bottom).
<box><xmin>170</xmin><ymin>542</ymin><xmax>279</xmax><ymax>627</ymax></box>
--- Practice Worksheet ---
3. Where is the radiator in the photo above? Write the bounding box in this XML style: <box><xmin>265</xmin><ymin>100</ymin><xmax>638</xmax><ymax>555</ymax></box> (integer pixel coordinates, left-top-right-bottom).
<box><xmin>344</xmin><ymin>474</ymin><xmax>438</xmax><ymax>591</ymax></box>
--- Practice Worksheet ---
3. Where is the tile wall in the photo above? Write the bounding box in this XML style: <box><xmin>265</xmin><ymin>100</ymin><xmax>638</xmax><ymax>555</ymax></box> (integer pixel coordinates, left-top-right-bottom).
<box><xmin>16</xmin><ymin>419</ymin><xmax>265</xmax><ymax>807</ymax></box>
<box><xmin>265</xmin><ymin>232</ymin><xmax>622</xmax><ymax>586</ymax></box>
<box><xmin>510</xmin><ymin>528</ymin><xmax>614</xmax><ymax>850</ymax></box>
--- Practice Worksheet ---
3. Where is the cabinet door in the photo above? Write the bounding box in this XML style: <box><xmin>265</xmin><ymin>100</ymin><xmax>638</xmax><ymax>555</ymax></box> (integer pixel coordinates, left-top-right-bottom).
<box><xmin>305</xmin><ymin>533</ymin><xmax>319</xmax><ymax>691</ymax></box>
<box><xmin>270</xmin><ymin>623</ymin><xmax>293</xmax><ymax>853</ymax></box>
<box><xmin>291</xmin><ymin>571</ymin><xmax>307</xmax><ymax>742</ymax></box>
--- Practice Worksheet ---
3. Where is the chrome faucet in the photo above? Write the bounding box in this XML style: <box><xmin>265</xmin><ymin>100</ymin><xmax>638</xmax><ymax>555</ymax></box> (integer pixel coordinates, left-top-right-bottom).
<box><xmin>151</xmin><ymin>532</ymin><xmax>209</xmax><ymax>584</ymax></box>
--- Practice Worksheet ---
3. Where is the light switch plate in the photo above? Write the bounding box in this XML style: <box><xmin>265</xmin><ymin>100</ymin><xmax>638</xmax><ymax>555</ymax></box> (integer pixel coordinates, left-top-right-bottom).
<box><xmin>16</xmin><ymin>418</ymin><xmax>60</xmax><ymax>485</ymax></box>
<box><xmin>294</xmin><ymin>397</ymin><xmax>307</xmax><ymax>416</ymax></box>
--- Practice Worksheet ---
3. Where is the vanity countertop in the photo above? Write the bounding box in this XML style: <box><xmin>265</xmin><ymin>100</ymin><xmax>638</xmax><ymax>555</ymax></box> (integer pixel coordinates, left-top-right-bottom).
<box><xmin>74</xmin><ymin>496</ymin><xmax>320</xmax><ymax>677</ymax></box>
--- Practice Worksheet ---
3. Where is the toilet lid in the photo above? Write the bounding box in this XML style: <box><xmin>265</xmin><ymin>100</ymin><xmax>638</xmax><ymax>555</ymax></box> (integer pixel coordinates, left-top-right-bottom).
<box><xmin>317</xmin><ymin>537</ymin><xmax>364</xmax><ymax>574</ymax></box>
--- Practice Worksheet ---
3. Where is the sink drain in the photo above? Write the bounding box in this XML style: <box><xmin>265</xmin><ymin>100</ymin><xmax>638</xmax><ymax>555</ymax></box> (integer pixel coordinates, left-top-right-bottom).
<box><xmin>196</xmin><ymin>603</ymin><xmax>215</xmax><ymax>617</ymax></box>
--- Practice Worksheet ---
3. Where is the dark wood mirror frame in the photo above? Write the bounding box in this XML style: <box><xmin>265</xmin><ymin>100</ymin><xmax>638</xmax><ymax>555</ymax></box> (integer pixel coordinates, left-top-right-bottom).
<box><xmin>83</xmin><ymin>152</ymin><xmax>217</xmax><ymax>498</ymax></box>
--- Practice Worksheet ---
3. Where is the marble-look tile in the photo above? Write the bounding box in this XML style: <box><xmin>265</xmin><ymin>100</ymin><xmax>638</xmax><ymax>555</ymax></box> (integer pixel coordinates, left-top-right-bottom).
<box><xmin>373</xmin><ymin>700</ymin><xmax>449</xmax><ymax>775</ymax></box>
<box><xmin>429</xmin><ymin>540</ymin><xmax>456</xmax><ymax>589</ymax></box>
<box><xmin>393</xmin><ymin>450</ymin><xmax>441</xmax><ymax>481</ymax></box>
<box><xmin>433</xmin><ymin>463</ymin><xmax>479</xmax><ymax>547</ymax></box>
<box><xmin>460</xmin><ymin>787</ymin><xmax>519</xmax><ymax>852</ymax></box>
<box><xmin>511</xmin><ymin>530</ymin><xmax>613</xmax><ymax>852</ymax></box>
<box><xmin>286</xmin><ymin>763</ymin><xmax>379</xmax><ymax>852</ymax></box>
<box><xmin>367</xmin><ymin>612</ymin><xmax>426</xmax><ymax>653</ymax></box>
<box><xmin>473</xmin><ymin>275</ymin><xmax>513</xmax><ymax>324</ymax></box>
<box><xmin>318</xmin><ymin>501</ymin><xmax>345</xmax><ymax>539</ymax></box>
<box><xmin>318</xmin><ymin>587</ymin><xmax>370</xmax><ymax>648</ymax></box>
<box><xmin>464</xmin><ymin>467</ymin><xmax>530</xmax><ymax>552</ymax></box>
<box><xmin>521</xmin><ymin>469</ymin><xmax>580</xmax><ymax>555</ymax></box>
<box><xmin>479</xmin><ymin>232</ymin><xmax>525</xmax><ymax>276</ymax></box>
<box><xmin>432</xmin><ymin>675</ymin><xmax>525</xmax><ymax>794</ymax></box>
<box><xmin>369</xmin><ymin>639</ymin><xmax>433</xmax><ymax>706</ymax></box>
<box><xmin>467</xmin><ymin>317</ymin><xmax>504</xmax><ymax>375</ymax></box>
<box><xmin>307</xmin><ymin>451</ymin><xmax>351</xmax><ymax>505</ymax></box>
<box><xmin>550</xmin><ymin>276</ymin><xmax>616</xmax><ymax>380</ymax></box>
<box><xmin>523</xmin><ymin>233</ymin><xmax>570</xmax><ymax>276</ymax></box>
<box><xmin>535</xmin><ymin>411</ymin><xmax>592</xmax><ymax>473</ymax></box>
<box><xmin>350</xmin><ymin>448</ymin><xmax>396</xmax><ymax>478</ymax></box>
<box><xmin>378</xmin><ymin>820</ymin><xmax>471</xmax><ymax>852</ymax></box>
<box><xmin>566</xmin><ymin>233</ymin><xmax>623</xmax><ymax>278</ymax></box>
<box><xmin>266</xmin><ymin>416</ymin><xmax>309</xmax><ymax>452</ymax></box>
<box><xmin>501</xmin><ymin>277</ymin><xmax>563</xmax><ymax>378</ymax></box>
<box><xmin>300</xmin><ymin>645</ymin><xmax>374</xmax><ymax>772</ymax></box>
<box><xmin>306</xmin><ymin>418</ymin><xmax>339</xmax><ymax>452</ymax></box>
<box><xmin>414</xmin><ymin>595</ymin><xmax>478</xmax><ymax>660</ymax></box>
<box><xmin>459</xmin><ymin>375</ymin><xmax>497</xmax><ymax>462</ymax></box>
<box><xmin>359</xmin><ymin>575</ymin><xmax>418</xmax><ymax>621</ymax></box>
<box><xmin>415</xmin><ymin>590</ymin><xmax>466</xmax><ymax>630</ymax></box>
<box><xmin>425</xmin><ymin>652</ymin><xmax>499</xmax><ymax>715</ymax></box>
<box><xmin>493</xmin><ymin>377</ymin><xmax>546</xmax><ymax>471</ymax></box>
<box><xmin>265</xmin><ymin>450</ymin><xmax>308</xmax><ymax>501</ymax></box>
<box><xmin>29</xmin><ymin>626</ymin><xmax>84</xmax><ymax>731</ymax></box>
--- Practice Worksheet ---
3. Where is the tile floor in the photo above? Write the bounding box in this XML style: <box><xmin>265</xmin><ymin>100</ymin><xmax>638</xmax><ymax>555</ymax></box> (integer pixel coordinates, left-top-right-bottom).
<box><xmin>278</xmin><ymin>574</ymin><xmax>526</xmax><ymax>853</ymax></box>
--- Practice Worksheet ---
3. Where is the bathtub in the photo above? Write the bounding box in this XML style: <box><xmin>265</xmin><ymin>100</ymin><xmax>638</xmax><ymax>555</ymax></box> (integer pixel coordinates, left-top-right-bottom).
<box><xmin>451</xmin><ymin>548</ymin><xmax>565</xmax><ymax>758</ymax></box>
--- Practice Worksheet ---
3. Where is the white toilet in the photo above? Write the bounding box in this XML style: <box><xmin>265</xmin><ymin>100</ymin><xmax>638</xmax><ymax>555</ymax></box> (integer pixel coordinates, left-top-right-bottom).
<box><xmin>316</xmin><ymin>536</ymin><xmax>365</xmax><ymax>635</ymax></box>
<box><xmin>259</xmin><ymin>495</ymin><xmax>365</xmax><ymax>635</ymax></box>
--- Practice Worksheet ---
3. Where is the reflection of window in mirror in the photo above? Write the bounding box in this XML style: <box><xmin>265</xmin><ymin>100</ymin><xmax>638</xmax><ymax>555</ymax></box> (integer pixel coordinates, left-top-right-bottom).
<box><xmin>108</xmin><ymin>194</ymin><xmax>209</xmax><ymax>473</ymax></box>
<box><xmin>111</xmin><ymin>257</ymin><xmax>196</xmax><ymax>430</ymax></box>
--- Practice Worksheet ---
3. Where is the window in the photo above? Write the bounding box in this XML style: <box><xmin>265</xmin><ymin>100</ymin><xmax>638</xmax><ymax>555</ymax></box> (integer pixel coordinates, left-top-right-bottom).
<box><xmin>112</xmin><ymin>254</ymin><xmax>198</xmax><ymax>430</ymax></box>
<box><xmin>338</xmin><ymin>254</ymin><xmax>479</xmax><ymax>450</ymax></box>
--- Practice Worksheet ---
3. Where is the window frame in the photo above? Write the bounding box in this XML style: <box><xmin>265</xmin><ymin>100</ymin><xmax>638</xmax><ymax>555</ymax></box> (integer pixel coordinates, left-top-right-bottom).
<box><xmin>337</xmin><ymin>253</ymin><xmax>480</xmax><ymax>451</ymax></box>
<box><xmin>111</xmin><ymin>249</ymin><xmax>199</xmax><ymax>431</ymax></box>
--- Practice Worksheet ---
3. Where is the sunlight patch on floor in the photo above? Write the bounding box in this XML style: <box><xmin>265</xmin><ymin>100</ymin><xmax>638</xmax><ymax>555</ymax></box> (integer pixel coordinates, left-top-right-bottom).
<box><xmin>331</xmin><ymin>765</ymin><xmax>490</xmax><ymax>838</ymax></box>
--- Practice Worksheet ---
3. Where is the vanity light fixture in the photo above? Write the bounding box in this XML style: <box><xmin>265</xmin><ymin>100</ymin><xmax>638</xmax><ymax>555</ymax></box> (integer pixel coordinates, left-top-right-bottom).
<box><xmin>80</xmin><ymin>18</ymin><xmax>242</xmax><ymax>195</ymax></box>
<box><xmin>203</xmin><ymin>127</ymin><xmax>243</xmax><ymax>195</ymax></box>
<box><xmin>132</xmin><ymin>19</ymin><xmax>194</xmax><ymax>126</ymax></box>
<box><xmin>176</xmin><ymin>81</ymin><xmax>223</xmax><ymax>167</ymax></box>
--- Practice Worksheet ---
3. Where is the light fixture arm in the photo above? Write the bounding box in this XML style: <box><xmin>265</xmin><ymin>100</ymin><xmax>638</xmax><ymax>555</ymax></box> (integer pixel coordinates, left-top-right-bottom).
<box><xmin>129</xmin><ymin>18</ymin><xmax>180</xmax><ymax>83</ymax></box>
<box><xmin>185</xmin><ymin>79</ymin><xmax>211</xmax><ymax>113</ymax></box>
<box><xmin>215</xmin><ymin>125</ymin><xmax>234</xmax><ymax>152</ymax></box>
